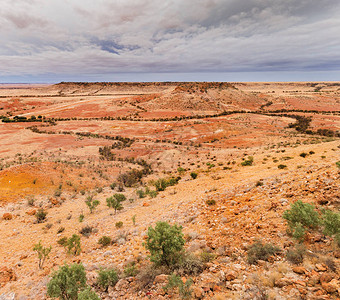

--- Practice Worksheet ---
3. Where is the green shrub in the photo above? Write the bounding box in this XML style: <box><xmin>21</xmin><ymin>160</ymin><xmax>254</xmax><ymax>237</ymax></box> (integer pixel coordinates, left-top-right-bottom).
<box><xmin>124</xmin><ymin>262</ymin><xmax>138</xmax><ymax>277</ymax></box>
<box><xmin>283</xmin><ymin>200</ymin><xmax>319</xmax><ymax>241</ymax></box>
<box><xmin>148</xmin><ymin>190</ymin><xmax>158</xmax><ymax>198</ymax></box>
<box><xmin>163</xmin><ymin>273</ymin><xmax>193</xmax><ymax>300</ymax></box>
<box><xmin>247</xmin><ymin>240</ymin><xmax>281</xmax><ymax>264</ymax></box>
<box><xmin>336</xmin><ymin>161</ymin><xmax>340</xmax><ymax>169</ymax></box>
<box><xmin>190</xmin><ymin>172</ymin><xmax>198</xmax><ymax>179</ymax></box>
<box><xmin>321</xmin><ymin>209</ymin><xmax>340</xmax><ymax>236</ymax></box>
<box><xmin>79</xmin><ymin>214</ymin><xmax>84</xmax><ymax>222</ymax></box>
<box><xmin>57</xmin><ymin>237</ymin><xmax>68</xmax><ymax>247</ymax></box>
<box><xmin>278</xmin><ymin>164</ymin><xmax>287</xmax><ymax>169</ymax></box>
<box><xmin>241</xmin><ymin>156</ymin><xmax>254</xmax><ymax>166</ymax></box>
<box><xmin>255</xmin><ymin>180</ymin><xmax>263</xmax><ymax>187</ymax></box>
<box><xmin>144</xmin><ymin>221</ymin><xmax>185</xmax><ymax>267</ymax></box>
<box><xmin>110</xmin><ymin>183</ymin><xmax>117</xmax><ymax>190</ymax></box>
<box><xmin>177</xmin><ymin>167</ymin><xmax>185</xmax><ymax>175</ymax></box>
<box><xmin>85</xmin><ymin>196</ymin><xmax>100</xmax><ymax>214</ymax></box>
<box><xmin>79</xmin><ymin>225</ymin><xmax>93</xmax><ymax>238</ymax></box>
<box><xmin>153</xmin><ymin>177</ymin><xmax>179</xmax><ymax>191</ymax></box>
<box><xmin>136</xmin><ymin>189</ymin><xmax>146</xmax><ymax>198</ymax></box>
<box><xmin>299</xmin><ymin>152</ymin><xmax>308</xmax><ymax>158</ymax></box>
<box><xmin>98</xmin><ymin>236</ymin><xmax>112</xmax><ymax>247</ymax></box>
<box><xmin>106</xmin><ymin>196</ymin><xmax>123</xmax><ymax>214</ymax></box>
<box><xmin>200</xmin><ymin>250</ymin><xmax>216</xmax><ymax>263</ymax></box>
<box><xmin>206</xmin><ymin>199</ymin><xmax>216</xmax><ymax>206</ymax></box>
<box><xmin>115</xmin><ymin>221</ymin><xmax>123</xmax><ymax>228</ymax></box>
<box><xmin>35</xmin><ymin>209</ymin><xmax>47</xmax><ymax>223</ymax></box>
<box><xmin>113</xmin><ymin>193</ymin><xmax>126</xmax><ymax>202</ymax></box>
<box><xmin>172</xmin><ymin>252</ymin><xmax>204</xmax><ymax>276</ymax></box>
<box><xmin>77</xmin><ymin>288</ymin><xmax>100</xmax><ymax>300</ymax></box>
<box><xmin>33</xmin><ymin>241</ymin><xmax>51</xmax><ymax>269</ymax></box>
<box><xmin>67</xmin><ymin>234</ymin><xmax>81</xmax><ymax>255</ymax></box>
<box><xmin>97</xmin><ymin>268</ymin><xmax>119</xmax><ymax>291</ymax></box>
<box><xmin>286</xmin><ymin>245</ymin><xmax>305</xmax><ymax>265</ymax></box>
<box><xmin>47</xmin><ymin>263</ymin><xmax>87</xmax><ymax>300</ymax></box>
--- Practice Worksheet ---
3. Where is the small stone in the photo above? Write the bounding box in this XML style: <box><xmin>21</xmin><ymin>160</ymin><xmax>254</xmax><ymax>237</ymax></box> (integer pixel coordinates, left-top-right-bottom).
<box><xmin>320</xmin><ymin>273</ymin><xmax>333</xmax><ymax>284</ymax></box>
<box><xmin>275</xmin><ymin>278</ymin><xmax>292</xmax><ymax>288</ymax></box>
<box><xmin>154</xmin><ymin>274</ymin><xmax>168</xmax><ymax>284</ymax></box>
<box><xmin>193</xmin><ymin>286</ymin><xmax>204</xmax><ymax>299</ymax></box>
<box><xmin>293</xmin><ymin>266</ymin><xmax>307</xmax><ymax>274</ymax></box>
<box><xmin>225</xmin><ymin>271</ymin><xmax>237</xmax><ymax>281</ymax></box>
<box><xmin>315</xmin><ymin>264</ymin><xmax>327</xmax><ymax>272</ymax></box>
<box><xmin>103</xmin><ymin>251</ymin><xmax>112</xmax><ymax>257</ymax></box>
<box><xmin>115</xmin><ymin>279</ymin><xmax>129</xmax><ymax>291</ymax></box>
<box><xmin>321</xmin><ymin>279</ymin><xmax>338</xmax><ymax>293</ymax></box>
<box><xmin>2</xmin><ymin>213</ymin><xmax>12</xmax><ymax>220</ymax></box>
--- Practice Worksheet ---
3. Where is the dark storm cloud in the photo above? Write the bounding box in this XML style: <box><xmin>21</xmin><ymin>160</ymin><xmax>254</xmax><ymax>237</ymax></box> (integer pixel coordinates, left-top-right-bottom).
<box><xmin>0</xmin><ymin>0</ymin><xmax>340</xmax><ymax>81</ymax></box>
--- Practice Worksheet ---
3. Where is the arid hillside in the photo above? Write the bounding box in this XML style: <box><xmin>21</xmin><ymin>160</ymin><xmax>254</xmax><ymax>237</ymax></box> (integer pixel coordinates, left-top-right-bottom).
<box><xmin>0</xmin><ymin>82</ymin><xmax>339</xmax><ymax>300</ymax></box>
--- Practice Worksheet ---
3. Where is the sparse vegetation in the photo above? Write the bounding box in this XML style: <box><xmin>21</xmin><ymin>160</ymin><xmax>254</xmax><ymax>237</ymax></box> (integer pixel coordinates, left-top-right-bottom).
<box><xmin>33</xmin><ymin>241</ymin><xmax>51</xmax><ymax>269</ymax></box>
<box><xmin>67</xmin><ymin>234</ymin><xmax>81</xmax><ymax>255</ymax></box>
<box><xmin>98</xmin><ymin>236</ymin><xmax>112</xmax><ymax>247</ymax></box>
<box><xmin>47</xmin><ymin>263</ymin><xmax>88</xmax><ymax>300</ymax></box>
<box><xmin>35</xmin><ymin>209</ymin><xmax>47</xmax><ymax>223</ymax></box>
<box><xmin>85</xmin><ymin>195</ymin><xmax>100</xmax><ymax>214</ymax></box>
<box><xmin>283</xmin><ymin>200</ymin><xmax>319</xmax><ymax>241</ymax></box>
<box><xmin>247</xmin><ymin>240</ymin><xmax>281</xmax><ymax>264</ymax></box>
<box><xmin>241</xmin><ymin>156</ymin><xmax>254</xmax><ymax>166</ymax></box>
<box><xmin>144</xmin><ymin>221</ymin><xmax>185</xmax><ymax>267</ymax></box>
<box><xmin>163</xmin><ymin>273</ymin><xmax>193</xmax><ymax>300</ymax></box>
<box><xmin>97</xmin><ymin>268</ymin><xmax>119</xmax><ymax>291</ymax></box>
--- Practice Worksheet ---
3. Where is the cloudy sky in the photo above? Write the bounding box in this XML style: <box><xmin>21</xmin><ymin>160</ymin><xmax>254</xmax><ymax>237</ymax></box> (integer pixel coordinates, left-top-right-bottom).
<box><xmin>1</xmin><ymin>0</ymin><xmax>340</xmax><ymax>82</ymax></box>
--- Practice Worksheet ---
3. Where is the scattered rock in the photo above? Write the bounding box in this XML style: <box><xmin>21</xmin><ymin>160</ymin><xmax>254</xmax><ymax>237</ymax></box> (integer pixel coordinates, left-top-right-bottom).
<box><xmin>2</xmin><ymin>213</ymin><xmax>12</xmax><ymax>220</ymax></box>
<box><xmin>321</xmin><ymin>279</ymin><xmax>339</xmax><ymax>293</ymax></box>
<box><xmin>0</xmin><ymin>267</ymin><xmax>17</xmax><ymax>287</ymax></box>
<box><xmin>293</xmin><ymin>266</ymin><xmax>307</xmax><ymax>274</ymax></box>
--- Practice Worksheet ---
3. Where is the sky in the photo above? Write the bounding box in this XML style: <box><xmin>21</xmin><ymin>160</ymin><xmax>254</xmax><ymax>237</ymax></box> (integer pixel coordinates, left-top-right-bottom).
<box><xmin>1</xmin><ymin>0</ymin><xmax>340</xmax><ymax>83</ymax></box>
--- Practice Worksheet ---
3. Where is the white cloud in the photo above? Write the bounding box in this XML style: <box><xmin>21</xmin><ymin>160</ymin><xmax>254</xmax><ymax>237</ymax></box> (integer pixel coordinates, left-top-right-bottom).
<box><xmin>0</xmin><ymin>0</ymin><xmax>340</xmax><ymax>81</ymax></box>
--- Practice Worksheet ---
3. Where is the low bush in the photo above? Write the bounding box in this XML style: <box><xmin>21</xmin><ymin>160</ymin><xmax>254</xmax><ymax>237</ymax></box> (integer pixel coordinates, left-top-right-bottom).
<box><xmin>241</xmin><ymin>156</ymin><xmax>254</xmax><ymax>166</ymax></box>
<box><xmin>206</xmin><ymin>199</ymin><xmax>216</xmax><ymax>206</ymax></box>
<box><xmin>172</xmin><ymin>252</ymin><xmax>205</xmax><ymax>276</ymax></box>
<box><xmin>247</xmin><ymin>240</ymin><xmax>281</xmax><ymax>264</ymax></box>
<box><xmin>67</xmin><ymin>234</ymin><xmax>81</xmax><ymax>255</ymax></box>
<box><xmin>33</xmin><ymin>241</ymin><xmax>52</xmax><ymax>269</ymax></box>
<box><xmin>35</xmin><ymin>209</ymin><xmax>47</xmax><ymax>223</ymax></box>
<box><xmin>283</xmin><ymin>200</ymin><xmax>319</xmax><ymax>241</ymax></box>
<box><xmin>163</xmin><ymin>273</ymin><xmax>193</xmax><ymax>300</ymax></box>
<box><xmin>77</xmin><ymin>288</ymin><xmax>100</xmax><ymax>300</ymax></box>
<box><xmin>106</xmin><ymin>196</ymin><xmax>123</xmax><ymax>214</ymax></box>
<box><xmin>278</xmin><ymin>164</ymin><xmax>287</xmax><ymax>169</ymax></box>
<box><xmin>144</xmin><ymin>221</ymin><xmax>185</xmax><ymax>267</ymax></box>
<box><xmin>322</xmin><ymin>209</ymin><xmax>340</xmax><ymax>237</ymax></box>
<box><xmin>190</xmin><ymin>172</ymin><xmax>198</xmax><ymax>179</ymax></box>
<box><xmin>79</xmin><ymin>225</ymin><xmax>93</xmax><ymax>238</ymax></box>
<box><xmin>98</xmin><ymin>236</ymin><xmax>112</xmax><ymax>247</ymax></box>
<box><xmin>124</xmin><ymin>261</ymin><xmax>138</xmax><ymax>277</ymax></box>
<box><xmin>153</xmin><ymin>177</ymin><xmax>180</xmax><ymax>192</ymax></box>
<box><xmin>286</xmin><ymin>245</ymin><xmax>305</xmax><ymax>265</ymax></box>
<box><xmin>97</xmin><ymin>268</ymin><xmax>119</xmax><ymax>291</ymax></box>
<box><xmin>115</xmin><ymin>221</ymin><xmax>123</xmax><ymax>228</ymax></box>
<box><xmin>47</xmin><ymin>263</ymin><xmax>87</xmax><ymax>300</ymax></box>
<box><xmin>85</xmin><ymin>196</ymin><xmax>100</xmax><ymax>214</ymax></box>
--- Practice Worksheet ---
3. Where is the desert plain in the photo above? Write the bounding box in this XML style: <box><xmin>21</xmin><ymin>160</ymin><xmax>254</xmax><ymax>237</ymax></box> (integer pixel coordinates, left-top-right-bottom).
<box><xmin>0</xmin><ymin>81</ymin><xmax>339</xmax><ymax>299</ymax></box>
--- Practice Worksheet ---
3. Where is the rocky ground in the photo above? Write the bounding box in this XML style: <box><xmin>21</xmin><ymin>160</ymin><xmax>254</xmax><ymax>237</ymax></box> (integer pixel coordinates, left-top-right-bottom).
<box><xmin>0</xmin><ymin>82</ymin><xmax>339</xmax><ymax>299</ymax></box>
